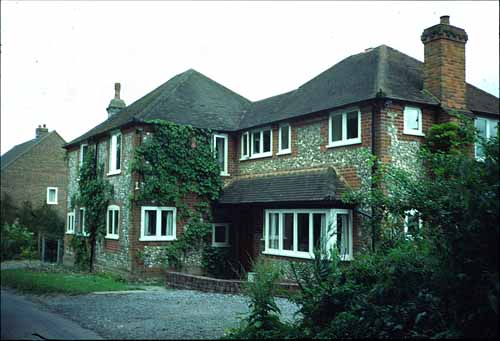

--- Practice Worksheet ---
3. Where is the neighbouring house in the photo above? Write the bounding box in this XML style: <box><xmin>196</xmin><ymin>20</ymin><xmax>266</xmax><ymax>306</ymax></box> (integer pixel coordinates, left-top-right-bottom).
<box><xmin>63</xmin><ymin>16</ymin><xmax>498</xmax><ymax>278</ymax></box>
<box><xmin>1</xmin><ymin>125</ymin><xmax>68</xmax><ymax>262</ymax></box>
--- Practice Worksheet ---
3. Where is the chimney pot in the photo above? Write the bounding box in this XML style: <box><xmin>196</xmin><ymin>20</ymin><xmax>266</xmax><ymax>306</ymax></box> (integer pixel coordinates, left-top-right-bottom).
<box><xmin>35</xmin><ymin>125</ymin><xmax>49</xmax><ymax>139</ymax></box>
<box><xmin>440</xmin><ymin>15</ymin><xmax>450</xmax><ymax>25</ymax></box>
<box><xmin>114</xmin><ymin>82</ymin><xmax>121</xmax><ymax>99</ymax></box>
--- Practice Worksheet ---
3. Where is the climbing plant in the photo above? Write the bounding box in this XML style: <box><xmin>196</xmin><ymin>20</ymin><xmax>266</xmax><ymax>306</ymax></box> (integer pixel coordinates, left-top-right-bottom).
<box><xmin>72</xmin><ymin>145</ymin><xmax>113</xmax><ymax>272</ymax></box>
<box><xmin>131</xmin><ymin>119</ymin><xmax>223</xmax><ymax>271</ymax></box>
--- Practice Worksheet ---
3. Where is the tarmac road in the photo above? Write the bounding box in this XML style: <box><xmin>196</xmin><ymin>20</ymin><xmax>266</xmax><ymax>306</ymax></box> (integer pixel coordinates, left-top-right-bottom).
<box><xmin>1</xmin><ymin>289</ymin><xmax>102</xmax><ymax>340</ymax></box>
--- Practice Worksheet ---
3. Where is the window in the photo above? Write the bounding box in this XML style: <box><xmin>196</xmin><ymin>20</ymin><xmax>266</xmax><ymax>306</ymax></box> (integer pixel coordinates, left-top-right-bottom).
<box><xmin>403</xmin><ymin>106</ymin><xmax>424</xmax><ymax>136</ymax></box>
<box><xmin>475</xmin><ymin>117</ymin><xmax>498</xmax><ymax>159</ymax></box>
<box><xmin>404</xmin><ymin>209</ymin><xmax>422</xmax><ymax>238</ymax></box>
<box><xmin>140</xmin><ymin>206</ymin><xmax>176</xmax><ymax>241</ymax></box>
<box><xmin>106</xmin><ymin>205</ymin><xmax>120</xmax><ymax>239</ymax></box>
<box><xmin>108</xmin><ymin>132</ymin><xmax>122</xmax><ymax>175</ymax></box>
<box><xmin>278</xmin><ymin>123</ymin><xmax>291</xmax><ymax>155</ymax></box>
<box><xmin>212</xmin><ymin>223</ymin><xmax>230</xmax><ymax>247</ymax></box>
<box><xmin>79</xmin><ymin>144</ymin><xmax>89</xmax><ymax>167</ymax></box>
<box><xmin>66</xmin><ymin>211</ymin><xmax>75</xmax><ymax>234</ymax></box>
<box><xmin>328</xmin><ymin>110</ymin><xmax>362</xmax><ymax>147</ymax></box>
<box><xmin>79</xmin><ymin>208</ymin><xmax>88</xmax><ymax>236</ymax></box>
<box><xmin>46</xmin><ymin>187</ymin><xmax>58</xmax><ymax>205</ymax></box>
<box><xmin>213</xmin><ymin>134</ymin><xmax>229</xmax><ymax>176</ymax></box>
<box><xmin>240</xmin><ymin>132</ymin><xmax>249</xmax><ymax>159</ymax></box>
<box><xmin>263</xmin><ymin>209</ymin><xmax>353</xmax><ymax>260</ymax></box>
<box><xmin>250</xmin><ymin>127</ymin><xmax>272</xmax><ymax>158</ymax></box>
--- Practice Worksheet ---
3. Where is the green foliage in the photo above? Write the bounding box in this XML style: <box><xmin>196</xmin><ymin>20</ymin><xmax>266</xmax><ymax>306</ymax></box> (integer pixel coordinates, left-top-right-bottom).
<box><xmin>201</xmin><ymin>246</ymin><xmax>237</xmax><ymax>279</ymax></box>
<box><xmin>132</xmin><ymin>120</ymin><xmax>223</xmax><ymax>272</ymax></box>
<box><xmin>423</xmin><ymin>117</ymin><xmax>474</xmax><ymax>154</ymax></box>
<box><xmin>72</xmin><ymin>146</ymin><xmax>113</xmax><ymax>272</ymax></box>
<box><xmin>0</xmin><ymin>268</ymin><xmax>134</xmax><ymax>295</ymax></box>
<box><xmin>225</xmin><ymin>259</ymin><xmax>292</xmax><ymax>339</ymax></box>
<box><xmin>70</xmin><ymin>235</ymin><xmax>91</xmax><ymax>270</ymax></box>
<box><xmin>0</xmin><ymin>222</ymin><xmax>35</xmax><ymax>261</ymax></box>
<box><xmin>0</xmin><ymin>193</ymin><xmax>18</xmax><ymax>226</ymax></box>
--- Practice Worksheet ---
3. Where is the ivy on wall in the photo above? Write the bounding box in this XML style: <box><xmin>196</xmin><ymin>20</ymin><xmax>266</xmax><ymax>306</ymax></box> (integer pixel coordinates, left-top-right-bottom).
<box><xmin>132</xmin><ymin>120</ymin><xmax>223</xmax><ymax>271</ymax></box>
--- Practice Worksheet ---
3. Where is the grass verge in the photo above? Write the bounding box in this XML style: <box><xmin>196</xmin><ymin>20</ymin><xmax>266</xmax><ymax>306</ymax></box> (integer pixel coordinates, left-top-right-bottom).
<box><xmin>0</xmin><ymin>268</ymin><xmax>139</xmax><ymax>294</ymax></box>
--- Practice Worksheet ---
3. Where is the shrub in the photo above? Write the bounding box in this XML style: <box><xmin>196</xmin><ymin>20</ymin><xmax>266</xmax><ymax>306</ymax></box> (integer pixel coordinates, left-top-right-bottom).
<box><xmin>1</xmin><ymin>222</ymin><xmax>35</xmax><ymax>261</ymax></box>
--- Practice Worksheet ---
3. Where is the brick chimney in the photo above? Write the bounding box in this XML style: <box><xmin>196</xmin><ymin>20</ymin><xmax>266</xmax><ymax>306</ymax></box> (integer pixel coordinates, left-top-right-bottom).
<box><xmin>106</xmin><ymin>82</ymin><xmax>126</xmax><ymax>117</ymax></box>
<box><xmin>421</xmin><ymin>15</ymin><xmax>468</xmax><ymax>111</ymax></box>
<box><xmin>35</xmin><ymin>124</ymin><xmax>49</xmax><ymax>139</ymax></box>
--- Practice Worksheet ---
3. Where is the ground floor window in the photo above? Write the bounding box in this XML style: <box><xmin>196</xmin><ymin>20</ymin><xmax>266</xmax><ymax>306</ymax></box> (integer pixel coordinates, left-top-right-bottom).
<box><xmin>106</xmin><ymin>205</ymin><xmax>120</xmax><ymax>239</ymax></box>
<box><xmin>140</xmin><ymin>206</ymin><xmax>176</xmax><ymax>241</ymax></box>
<box><xmin>263</xmin><ymin>208</ymin><xmax>353</xmax><ymax>260</ymax></box>
<box><xmin>404</xmin><ymin>209</ymin><xmax>422</xmax><ymax>238</ymax></box>
<box><xmin>78</xmin><ymin>207</ymin><xmax>88</xmax><ymax>236</ymax></box>
<box><xmin>212</xmin><ymin>223</ymin><xmax>230</xmax><ymax>247</ymax></box>
<box><xmin>66</xmin><ymin>210</ymin><xmax>75</xmax><ymax>234</ymax></box>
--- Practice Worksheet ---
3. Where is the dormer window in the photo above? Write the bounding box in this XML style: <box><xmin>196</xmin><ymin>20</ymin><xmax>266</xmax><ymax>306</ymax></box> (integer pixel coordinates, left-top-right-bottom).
<box><xmin>108</xmin><ymin>132</ymin><xmax>122</xmax><ymax>175</ymax></box>
<box><xmin>403</xmin><ymin>106</ymin><xmax>424</xmax><ymax>136</ymax></box>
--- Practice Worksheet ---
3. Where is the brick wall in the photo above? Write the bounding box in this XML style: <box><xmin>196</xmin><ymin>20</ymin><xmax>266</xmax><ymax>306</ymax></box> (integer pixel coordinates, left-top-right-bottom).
<box><xmin>1</xmin><ymin>132</ymin><xmax>68</xmax><ymax>220</ymax></box>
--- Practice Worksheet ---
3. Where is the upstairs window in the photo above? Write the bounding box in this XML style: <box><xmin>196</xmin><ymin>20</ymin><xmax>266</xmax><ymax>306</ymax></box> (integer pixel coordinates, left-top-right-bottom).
<box><xmin>106</xmin><ymin>205</ymin><xmax>120</xmax><ymax>239</ymax></box>
<box><xmin>66</xmin><ymin>211</ymin><xmax>75</xmax><ymax>234</ymax></box>
<box><xmin>140</xmin><ymin>206</ymin><xmax>176</xmax><ymax>241</ymax></box>
<box><xmin>250</xmin><ymin>127</ymin><xmax>272</xmax><ymax>158</ymax></box>
<box><xmin>212</xmin><ymin>223</ymin><xmax>230</xmax><ymax>247</ymax></box>
<box><xmin>241</xmin><ymin>132</ymin><xmax>249</xmax><ymax>159</ymax></box>
<box><xmin>475</xmin><ymin>117</ymin><xmax>498</xmax><ymax>159</ymax></box>
<box><xmin>46</xmin><ymin>187</ymin><xmax>58</xmax><ymax>205</ymax></box>
<box><xmin>328</xmin><ymin>110</ymin><xmax>361</xmax><ymax>147</ymax></box>
<box><xmin>404</xmin><ymin>209</ymin><xmax>422</xmax><ymax>239</ymax></box>
<box><xmin>79</xmin><ymin>144</ymin><xmax>89</xmax><ymax>167</ymax></box>
<box><xmin>404</xmin><ymin>106</ymin><xmax>424</xmax><ymax>136</ymax></box>
<box><xmin>213</xmin><ymin>134</ymin><xmax>229</xmax><ymax>176</ymax></box>
<box><xmin>108</xmin><ymin>132</ymin><xmax>122</xmax><ymax>175</ymax></box>
<box><xmin>278</xmin><ymin>123</ymin><xmax>291</xmax><ymax>155</ymax></box>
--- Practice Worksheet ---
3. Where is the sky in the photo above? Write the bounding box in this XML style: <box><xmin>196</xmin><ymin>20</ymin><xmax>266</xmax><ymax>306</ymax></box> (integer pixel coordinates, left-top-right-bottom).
<box><xmin>1</xmin><ymin>1</ymin><xmax>498</xmax><ymax>154</ymax></box>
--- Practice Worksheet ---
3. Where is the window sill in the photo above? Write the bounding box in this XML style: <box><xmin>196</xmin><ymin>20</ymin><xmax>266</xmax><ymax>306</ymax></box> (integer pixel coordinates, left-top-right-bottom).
<box><xmin>277</xmin><ymin>150</ymin><xmax>291</xmax><ymax>156</ymax></box>
<box><xmin>212</xmin><ymin>243</ymin><xmax>231</xmax><ymax>248</ymax></box>
<box><xmin>65</xmin><ymin>231</ymin><xmax>75</xmax><ymax>235</ymax></box>
<box><xmin>403</xmin><ymin>130</ymin><xmax>425</xmax><ymax>137</ymax></box>
<box><xmin>327</xmin><ymin>139</ymin><xmax>362</xmax><ymax>148</ymax></box>
<box><xmin>47</xmin><ymin>202</ymin><xmax>58</xmax><ymax>205</ymax></box>
<box><xmin>262</xmin><ymin>250</ymin><xmax>313</xmax><ymax>259</ymax></box>
<box><xmin>107</xmin><ymin>170</ymin><xmax>121</xmax><ymax>176</ymax></box>
<box><xmin>239</xmin><ymin>156</ymin><xmax>249</xmax><ymax>161</ymax></box>
<box><xmin>220</xmin><ymin>172</ymin><xmax>230</xmax><ymax>177</ymax></box>
<box><xmin>249</xmin><ymin>152</ymin><xmax>273</xmax><ymax>160</ymax></box>
<box><xmin>105</xmin><ymin>235</ymin><xmax>119</xmax><ymax>240</ymax></box>
<box><xmin>139</xmin><ymin>237</ymin><xmax>176</xmax><ymax>242</ymax></box>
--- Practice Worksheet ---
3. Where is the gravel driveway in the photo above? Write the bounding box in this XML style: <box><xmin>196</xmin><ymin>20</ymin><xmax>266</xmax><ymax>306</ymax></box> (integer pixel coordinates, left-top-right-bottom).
<box><xmin>26</xmin><ymin>287</ymin><xmax>300</xmax><ymax>339</ymax></box>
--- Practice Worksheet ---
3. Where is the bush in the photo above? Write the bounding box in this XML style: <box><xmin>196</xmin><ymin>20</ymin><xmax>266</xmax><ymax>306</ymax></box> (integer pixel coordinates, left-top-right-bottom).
<box><xmin>1</xmin><ymin>222</ymin><xmax>35</xmax><ymax>261</ymax></box>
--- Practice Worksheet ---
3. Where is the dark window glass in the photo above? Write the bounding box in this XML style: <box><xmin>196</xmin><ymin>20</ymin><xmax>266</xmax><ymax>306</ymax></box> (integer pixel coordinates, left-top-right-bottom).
<box><xmin>283</xmin><ymin>213</ymin><xmax>294</xmax><ymax>251</ymax></box>
<box><xmin>297</xmin><ymin>213</ymin><xmax>309</xmax><ymax>252</ymax></box>
<box><xmin>269</xmin><ymin>213</ymin><xmax>279</xmax><ymax>249</ymax></box>
<box><xmin>242</xmin><ymin>134</ymin><xmax>248</xmax><ymax>156</ymax></box>
<box><xmin>115</xmin><ymin>134</ymin><xmax>121</xmax><ymax>170</ymax></box>
<box><xmin>281</xmin><ymin>125</ymin><xmax>289</xmax><ymax>150</ymax></box>
<box><xmin>313</xmin><ymin>213</ymin><xmax>326</xmax><ymax>251</ymax></box>
<box><xmin>114</xmin><ymin>210</ymin><xmax>119</xmax><ymax>235</ymax></box>
<box><xmin>346</xmin><ymin>111</ymin><xmax>359</xmax><ymax>139</ymax></box>
<box><xmin>108</xmin><ymin>210</ymin><xmax>113</xmax><ymax>234</ymax></box>
<box><xmin>215</xmin><ymin>137</ymin><xmax>225</xmax><ymax>171</ymax></box>
<box><xmin>331</xmin><ymin>114</ymin><xmax>343</xmax><ymax>142</ymax></box>
<box><xmin>263</xmin><ymin>130</ymin><xmax>271</xmax><ymax>153</ymax></box>
<box><xmin>253</xmin><ymin>132</ymin><xmax>261</xmax><ymax>154</ymax></box>
<box><xmin>146</xmin><ymin>210</ymin><xmax>156</xmax><ymax>236</ymax></box>
<box><xmin>214</xmin><ymin>225</ymin><xmax>227</xmax><ymax>243</ymax></box>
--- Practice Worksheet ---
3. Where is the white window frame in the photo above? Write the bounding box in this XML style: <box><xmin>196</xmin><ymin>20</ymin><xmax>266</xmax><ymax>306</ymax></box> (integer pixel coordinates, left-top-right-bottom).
<box><xmin>140</xmin><ymin>206</ymin><xmax>177</xmax><ymax>241</ymax></box>
<box><xmin>106</xmin><ymin>205</ymin><xmax>120</xmax><ymax>239</ymax></box>
<box><xmin>278</xmin><ymin>123</ymin><xmax>291</xmax><ymax>155</ymax></box>
<box><xmin>46</xmin><ymin>187</ymin><xmax>58</xmax><ymax>205</ymax></box>
<box><xmin>262</xmin><ymin>208</ymin><xmax>353</xmax><ymax>261</ymax></box>
<box><xmin>79</xmin><ymin>207</ymin><xmax>88</xmax><ymax>236</ymax></box>
<box><xmin>403</xmin><ymin>106</ymin><xmax>425</xmax><ymax>136</ymax></box>
<box><xmin>107</xmin><ymin>131</ymin><xmax>122</xmax><ymax>176</ymax></box>
<box><xmin>250</xmin><ymin>127</ymin><xmax>273</xmax><ymax>159</ymax></box>
<box><xmin>328</xmin><ymin>110</ymin><xmax>362</xmax><ymax>148</ymax></box>
<box><xmin>240</xmin><ymin>132</ymin><xmax>250</xmax><ymax>160</ymax></box>
<box><xmin>66</xmin><ymin>210</ymin><xmax>75</xmax><ymax>234</ymax></box>
<box><xmin>212</xmin><ymin>223</ymin><xmax>230</xmax><ymax>247</ymax></box>
<box><xmin>404</xmin><ymin>209</ymin><xmax>423</xmax><ymax>238</ymax></box>
<box><xmin>213</xmin><ymin>133</ymin><xmax>229</xmax><ymax>176</ymax></box>
<box><xmin>474</xmin><ymin>117</ymin><xmax>498</xmax><ymax>159</ymax></box>
<box><xmin>79</xmin><ymin>143</ymin><xmax>89</xmax><ymax>167</ymax></box>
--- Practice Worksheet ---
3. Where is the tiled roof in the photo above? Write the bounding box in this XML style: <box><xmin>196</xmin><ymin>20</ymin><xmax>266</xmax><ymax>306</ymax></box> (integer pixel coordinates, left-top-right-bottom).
<box><xmin>66</xmin><ymin>45</ymin><xmax>499</xmax><ymax>147</ymax></box>
<box><xmin>218</xmin><ymin>168</ymin><xmax>347</xmax><ymax>204</ymax></box>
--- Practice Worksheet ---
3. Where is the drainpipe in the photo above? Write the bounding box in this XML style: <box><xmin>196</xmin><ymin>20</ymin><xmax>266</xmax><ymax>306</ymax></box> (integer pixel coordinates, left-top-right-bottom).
<box><xmin>370</xmin><ymin>97</ymin><xmax>383</xmax><ymax>252</ymax></box>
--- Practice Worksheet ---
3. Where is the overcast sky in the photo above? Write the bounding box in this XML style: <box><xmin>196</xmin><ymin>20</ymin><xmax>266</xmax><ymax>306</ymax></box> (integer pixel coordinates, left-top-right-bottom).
<box><xmin>1</xmin><ymin>1</ymin><xmax>498</xmax><ymax>153</ymax></box>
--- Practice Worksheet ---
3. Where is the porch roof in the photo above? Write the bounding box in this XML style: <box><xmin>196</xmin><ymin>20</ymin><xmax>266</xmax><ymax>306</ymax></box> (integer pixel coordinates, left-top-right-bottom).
<box><xmin>218</xmin><ymin>167</ymin><xmax>347</xmax><ymax>204</ymax></box>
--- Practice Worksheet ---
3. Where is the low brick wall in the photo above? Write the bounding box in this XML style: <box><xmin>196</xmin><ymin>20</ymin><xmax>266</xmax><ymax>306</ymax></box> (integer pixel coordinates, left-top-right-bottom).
<box><xmin>165</xmin><ymin>271</ymin><xmax>300</xmax><ymax>295</ymax></box>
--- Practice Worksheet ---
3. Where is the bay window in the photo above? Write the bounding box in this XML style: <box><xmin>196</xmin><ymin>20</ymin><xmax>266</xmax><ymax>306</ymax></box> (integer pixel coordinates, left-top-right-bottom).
<box><xmin>263</xmin><ymin>209</ymin><xmax>353</xmax><ymax>260</ymax></box>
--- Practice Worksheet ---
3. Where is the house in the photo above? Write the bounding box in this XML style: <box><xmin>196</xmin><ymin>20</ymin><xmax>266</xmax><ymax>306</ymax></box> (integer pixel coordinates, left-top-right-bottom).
<box><xmin>1</xmin><ymin>125</ymin><xmax>68</xmax><ymax>262</ymax></box>
<box><xmin>63</xmin><ymin>16</ymin><xmax>498</xmax><ymax>276</ymax></box>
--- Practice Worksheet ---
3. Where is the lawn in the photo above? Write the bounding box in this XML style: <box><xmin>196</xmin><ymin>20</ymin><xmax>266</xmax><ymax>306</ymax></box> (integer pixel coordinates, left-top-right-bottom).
<box><xmin>0</xmin><ymin>268</ymin><xmax>138</xmax><ymax>294</ymax></box>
